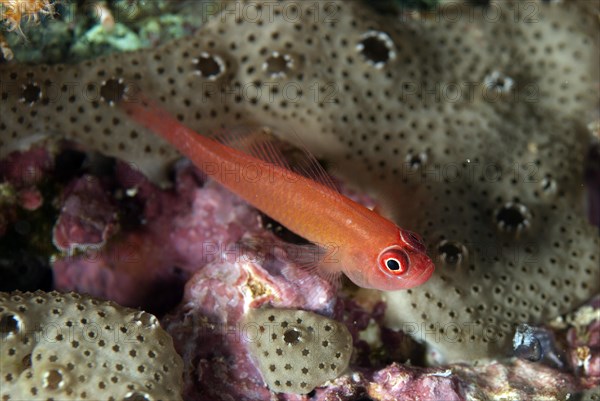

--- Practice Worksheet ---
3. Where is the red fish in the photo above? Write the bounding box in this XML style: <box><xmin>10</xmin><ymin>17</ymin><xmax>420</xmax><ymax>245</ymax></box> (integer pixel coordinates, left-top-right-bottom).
<box><xmin>121</xmin><ymin>97</ymin><xmax>434</xmax><ymax>290</ymax></box>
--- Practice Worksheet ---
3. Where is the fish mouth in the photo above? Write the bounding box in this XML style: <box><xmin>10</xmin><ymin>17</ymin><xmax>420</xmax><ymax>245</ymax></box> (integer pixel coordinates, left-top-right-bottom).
<box><xmin>405</xmin><ymin>256</ymin><xmax>435</xmax><ymax>287</ymax></box>
<box><xmin>416</xmin><ymin>262</ymin><xmax>435</xmax><ymax>283</ymax></box>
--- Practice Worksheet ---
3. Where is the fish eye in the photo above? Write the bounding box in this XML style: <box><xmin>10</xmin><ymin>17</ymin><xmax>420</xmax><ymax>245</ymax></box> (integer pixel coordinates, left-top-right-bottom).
<box><xmin>385</xmin><ymin>258</ymin><xmax>401</xmax><ymax>271</ymax></box>
<box><xmin>378</xmin><ymin>248</ymin><xmax>410</xmax><ymax>276</ymax></box>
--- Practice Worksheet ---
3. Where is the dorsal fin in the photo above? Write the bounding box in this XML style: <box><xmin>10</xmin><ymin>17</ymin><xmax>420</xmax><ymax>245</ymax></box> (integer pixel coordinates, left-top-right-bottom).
<box><xmin>120</xmin><ymin>93</ymin><xmax>340</xmax><ymax>193</ymax></box>
<box><xmin>211</xmin><ymin>125</ymin><xmax>341</xmax><ymax>194</ymax></box>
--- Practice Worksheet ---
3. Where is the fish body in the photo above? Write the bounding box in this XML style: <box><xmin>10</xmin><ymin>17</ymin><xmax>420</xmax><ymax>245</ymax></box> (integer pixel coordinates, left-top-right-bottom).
<box><xmin>121</xmin><ymin>98</ymin><xmax>434</xmax><ymax>290</ymax></box>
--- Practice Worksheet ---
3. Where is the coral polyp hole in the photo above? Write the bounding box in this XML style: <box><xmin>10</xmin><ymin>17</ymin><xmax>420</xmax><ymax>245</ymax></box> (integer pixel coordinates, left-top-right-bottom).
<box><xmin>283</xmin><ymin>328</ymin><xmax>301</xmax><ymax>345</ymax></box>
<box><xmin>495</xmin><ymin>203</ymin><xmax>531</xmax><ymax>232</ymax></box>
<box><xmin>193</xmin><ymin>53</ymin><xmax>225</xmax><ymax>80</ymax></box>
<box><xmin>123</xmin><ymin>392</ymin><xmax>151</xmax><ymax>401</ymax></box>
<box><xmin>22</xmin><ymin>353</ymin><xmax>32</xmax><ymax>368</ymax></box>
<box><xmin>405</xmin><ymin>151</ymin><xmax>427</xmax><ymax>170</ymax></box>
<box><xmin>437</xmin><ymin>240</ymin><xmax>468</xmax><ymax>266</ymax></box>
<box><xmin>132</xmin><ymin>311</ymin><xmax>157</xmax><ymax>329</ymax></box>
<box><xmin>356</xmin><ymin>31</ymin><xmax>396</xmax><ymax>68</ymax></box>
<box><xmin>540</xmin><ymin>176</ymin><xmax>556</xmax><ymax>194</ymax></box>
<box><xmin>100</xmin><ymin>78</ymin><xmax>127</xmax><ymax>105</ymax></box>
<box><xmin>483</xmin><ymin>71</ymin><xmax>514</xmax><ymax>94</ymax></box>
<box><xmin>20</xmin><ymin>83</ymin><xmax>41</xmax><ymax>105</ymax></box>
<box><xmin>43</xmin><ymin>369</ymin><xmax>64</xmax><ymax>390</ymax></box>
<box><xmin>263</xmin><ymin>51</ymin><xmax>293</xmax><ymax>78</ymax></box>
<box><xmin>0</xmin><ymin>314</ymin><xmax>21</xmax><ymax>338</ymax></box>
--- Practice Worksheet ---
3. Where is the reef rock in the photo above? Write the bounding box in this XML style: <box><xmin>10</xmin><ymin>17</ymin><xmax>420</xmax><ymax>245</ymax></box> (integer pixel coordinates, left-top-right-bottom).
<box><xmin>52</xmin><ymin>160</ymin><xmax>262</xmax><ymax>313</ymax></box>
<box><xmin>0</xmin><ymin>146</ymin><xmax>53</xmax><ymax>234</ymax></box>
<box><xmin>52</xmin><ymin>174</ymin><xmax>118</xmax><ymax>254</ymax></box>
<box><xmin>0</xmin><ymin>0</ymin><xmax>598</xmax><ymax>361</ymax></box>
<box><xmin>162</xmin><ymin>236</ymin><xmax>336</xmax><ymax>400</ymax></box>
<box><xmin>349</xmin><ymin>360</ymin><xmax>581</xmax><ymax>401</ymax></box>
<box><xmin>0</xmin><ymin>147</ymin><xmax>53</xmax><ymax>187</ymax></box>
<box><xmin>565</xmin><ymin>296</ymin><xmax>600</xmax><ymax>386</ymax></box>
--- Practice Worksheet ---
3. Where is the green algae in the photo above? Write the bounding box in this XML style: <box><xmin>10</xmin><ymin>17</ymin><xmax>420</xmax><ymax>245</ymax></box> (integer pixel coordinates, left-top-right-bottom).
<box><xmin>2</xmin><ymin>0</ymin><xmax>211</xmax><ymax>64</ymax></box>
<box><xmin>70</xmin><ymin>22</ymin><xmax>141</xmax><ymax>59</ymax></box>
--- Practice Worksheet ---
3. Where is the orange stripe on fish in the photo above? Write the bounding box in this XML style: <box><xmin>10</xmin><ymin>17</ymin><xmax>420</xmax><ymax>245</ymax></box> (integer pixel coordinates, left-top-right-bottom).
<box><xmin>120</xmin><ymin>96</ymin><xmax>434</xmax><ymax>291</ymax></box>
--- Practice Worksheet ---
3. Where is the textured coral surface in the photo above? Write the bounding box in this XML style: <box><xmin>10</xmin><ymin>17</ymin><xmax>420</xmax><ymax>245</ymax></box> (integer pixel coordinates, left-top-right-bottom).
<box><xmin>1</xmin><ymin>0</ymin><xmax>600</xmax><ymax>399</ymax></box>
<box><xmin>1</xmin><ymin>0</ymin><xmax>598</xmax><ymax>361</ymax></box>
<box><xmin>243</xmin><ymin>308</ymin><xmax>353</xmax><ymax>394</ymax></box>
<box><xmin>0</xmin><ymin>290</ymin><xmax>183</xmax><ymax>401</ymax></box>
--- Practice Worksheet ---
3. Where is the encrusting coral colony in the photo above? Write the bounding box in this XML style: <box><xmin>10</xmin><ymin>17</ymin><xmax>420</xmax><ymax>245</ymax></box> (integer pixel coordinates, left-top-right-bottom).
<box><xmin>243</xmin><ymin>308</ymin><xmax>353</xmax><ymax>394</ymax></box>
<box><xmin>0</xmin><ymin>291</ymin><xmax>184</xmax><ymax>401</ymax></box>
<box><xmin>0</xmin><ymin>0</ymin><xmax>599</xmax><ymax>400</ymax></box>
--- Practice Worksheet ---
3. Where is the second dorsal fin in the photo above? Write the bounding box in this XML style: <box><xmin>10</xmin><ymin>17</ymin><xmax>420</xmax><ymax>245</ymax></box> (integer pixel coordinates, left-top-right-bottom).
<box><xmin>212</xmin><ymin>125</ymin><xmax>341</xmax><ymax>194</ymax></box>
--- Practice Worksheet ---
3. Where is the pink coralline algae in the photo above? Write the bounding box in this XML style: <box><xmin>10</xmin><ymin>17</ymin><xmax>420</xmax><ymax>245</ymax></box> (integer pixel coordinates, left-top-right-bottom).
<box><xmin>52</xmin><ymin>174</ymin><xmax>119</xmax><ymax>253</ymax></box>
<box><xmin>317</xmin><ymin>359</ymin><xmax>579</xmax><ymax>401</ymax></box>
<box><xmin>52</xmin><ymin>159</ymin><xmax>266</xmax><ymax>313</ymax></box>
<box><xmin>0</xmin><ymin>146</ymin><xmax>53</xmax><ymax>187</ymax></box>
<box><xmin>327</xmin><ymin>364</ymin><xmax>467</xmax><ymax>401</ymax></box>
<box><xmin>17</xmin><ymin>186</ymin><xmax>43</xmax><ymax>211</ymax></box>
<box><xmin>370</xmin><ymin>364</ymin><xmax>465</xmax><ymax>401</ymax></box>
<box><xmin>162</xmin><ymin>233</ymin><xmax>337</xmax><ymax>400</ymax></box>
<box><xmin>0</xmin><ymin>146</ymin><xmax>52</xmax><ymax>234</ymax></box>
